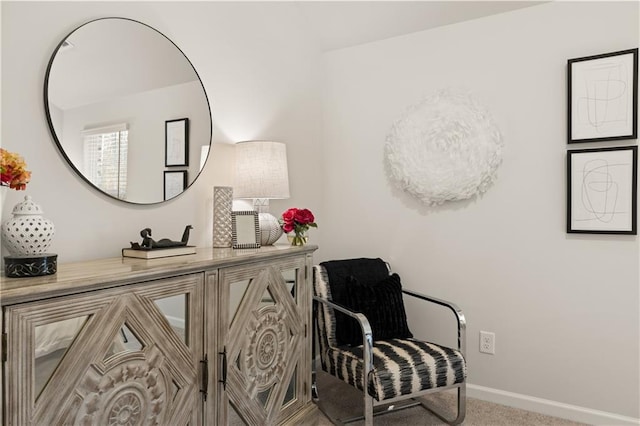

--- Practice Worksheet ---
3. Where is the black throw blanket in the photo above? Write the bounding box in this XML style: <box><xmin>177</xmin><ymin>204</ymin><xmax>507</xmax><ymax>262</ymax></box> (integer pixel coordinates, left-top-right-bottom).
<box><xmin>320</xmin><ymin>258</ymin><xmax>390</xmax><ymax>345</ymax></box>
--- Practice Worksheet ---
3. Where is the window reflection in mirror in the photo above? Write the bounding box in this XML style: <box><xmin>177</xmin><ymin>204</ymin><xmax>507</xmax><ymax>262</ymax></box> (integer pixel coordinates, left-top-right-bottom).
<box><xmin>45</xmin><ymin>17</ymin><xmax>211</xmax><ymax>204</ymax></box>
<box><xmin>82</xmin><ymin>124</ymin><xmax>128</xmax><ymax>198</ymax></box>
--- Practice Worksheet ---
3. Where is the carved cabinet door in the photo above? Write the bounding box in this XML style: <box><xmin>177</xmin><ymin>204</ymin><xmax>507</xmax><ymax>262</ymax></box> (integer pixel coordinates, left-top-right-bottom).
<box><xmin>217</xmin><ymin>256</ymin><xmax>312</xmax><ymax>425</ymax></box>
<box><xmin>4</xmin><ymin>274</ymin><xmax>204</xmax><ymax>425</ymax></box>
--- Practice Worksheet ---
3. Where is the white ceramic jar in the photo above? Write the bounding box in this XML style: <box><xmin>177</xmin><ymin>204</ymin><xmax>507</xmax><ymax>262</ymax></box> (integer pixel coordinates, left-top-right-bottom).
<box><xmin>2</xmin><ymin>196</ymin><xmax>55</xmax><ymax>255</ymax></box>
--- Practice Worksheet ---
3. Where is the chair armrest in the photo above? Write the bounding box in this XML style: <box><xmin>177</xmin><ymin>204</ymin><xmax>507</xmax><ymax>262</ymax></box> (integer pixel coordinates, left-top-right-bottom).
<box><xmin>312</xmin><ymin>295</ymin><xmax>374</xmax><ymax>343</ymax></box>
<box><xmin>402</xmin><ymin>289</ymin><xmax>467</xmax><ymax>356</ymax></box>
<box><xmin>312</xmin><ymin>295</ymin><xmax>375</xmax><ymax>379</ymax></box>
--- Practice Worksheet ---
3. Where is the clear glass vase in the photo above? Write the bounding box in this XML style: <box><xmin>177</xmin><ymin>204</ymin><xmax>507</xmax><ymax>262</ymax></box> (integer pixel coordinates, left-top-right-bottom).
<box><xmin>287</xmin><ymin>233</ymin><xmax>308</xmax><ymax>246</ymax></box>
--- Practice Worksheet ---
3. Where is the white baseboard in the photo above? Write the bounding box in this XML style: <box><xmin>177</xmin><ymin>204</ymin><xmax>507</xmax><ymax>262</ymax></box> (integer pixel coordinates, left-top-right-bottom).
<box><xmin>467</xmin><ymin>383</ymin><xmax>640</xmax><ymax>426</ymax></box>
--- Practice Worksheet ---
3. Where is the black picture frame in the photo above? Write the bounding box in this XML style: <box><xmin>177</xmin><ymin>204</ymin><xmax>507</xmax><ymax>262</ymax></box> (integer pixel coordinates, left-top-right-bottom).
<box><xmin>567</xmin><ymin>145</ymin><xmax>637</xmax><ymax>234</ymax></box>
<box><xmin>231</xmin><ymin>211</ymin><xmax>261</xmax><ymax>249</ymax></box>
<box><xmin>568</xmin><ymin>48</ymin><xmax>638</xmax><ymax>143</ymax></box>
<box><xmin>165</xmin><ymin>118</ymin><xmax>189</xmax><ymax>166</ymax></box>
<box><xmin>164</xmin><ymin>170</ymin><xmax>187</xmax><ymax>200</ymax></box>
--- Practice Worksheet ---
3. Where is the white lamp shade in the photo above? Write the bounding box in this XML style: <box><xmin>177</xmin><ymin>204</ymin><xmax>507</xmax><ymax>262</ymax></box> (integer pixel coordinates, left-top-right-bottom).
<box><xmin>234</xmin><ymin>141</ymin><xmax>290</xmax><ymax>199</ymax></box>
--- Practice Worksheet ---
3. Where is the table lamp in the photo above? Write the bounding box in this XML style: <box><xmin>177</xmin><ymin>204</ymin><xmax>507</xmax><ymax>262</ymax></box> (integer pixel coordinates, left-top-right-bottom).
<box><xmin>234</xmin><ymin>141</ymin><xmax>290</xmax><ymax>245</ymax></box>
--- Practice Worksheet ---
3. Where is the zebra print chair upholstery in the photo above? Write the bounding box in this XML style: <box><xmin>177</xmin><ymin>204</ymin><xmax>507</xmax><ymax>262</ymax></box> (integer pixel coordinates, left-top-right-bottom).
<box><xmin>312</xmin><ymin>259</ymin><xmax>466</xmax><ymax>426</ymax></box>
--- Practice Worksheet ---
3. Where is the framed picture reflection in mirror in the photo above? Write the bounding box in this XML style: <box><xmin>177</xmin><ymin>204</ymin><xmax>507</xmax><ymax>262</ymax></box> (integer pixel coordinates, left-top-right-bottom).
<box><xmin>165</xmin><ymin>118</ymin><xmax>189</xmax><ymax>166</ymax></box>
<box><xmin>164</xmin><ymin>170</ymin><xmax>187</xmax><ymax>200</ymax></box>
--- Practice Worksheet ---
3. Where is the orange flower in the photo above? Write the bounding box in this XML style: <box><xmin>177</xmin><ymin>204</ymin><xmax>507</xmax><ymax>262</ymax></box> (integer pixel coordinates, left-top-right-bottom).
<box><xmin>1</xmin><ymin>148</ymin><xmax>31</xmax><ymax>190</ymax></box>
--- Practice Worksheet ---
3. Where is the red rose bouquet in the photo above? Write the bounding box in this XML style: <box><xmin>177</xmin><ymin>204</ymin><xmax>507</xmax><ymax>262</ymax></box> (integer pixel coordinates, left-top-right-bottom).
<box><xmin>1</xmin><ymin>148</ymin><xmax>31</xmax><ymax>190</ymax></box>
<box><xmin>280</xmin><ymin>208</ymin><xmax>317</xmax><ymax>246</ymax></box>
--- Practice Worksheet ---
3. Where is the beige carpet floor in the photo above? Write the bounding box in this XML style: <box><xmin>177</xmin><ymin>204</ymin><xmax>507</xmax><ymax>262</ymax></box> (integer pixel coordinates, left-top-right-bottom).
<box><xmin>313</xmin><ymin>370</ymin><xmax>588</xmax><ymax>426</ymax></box>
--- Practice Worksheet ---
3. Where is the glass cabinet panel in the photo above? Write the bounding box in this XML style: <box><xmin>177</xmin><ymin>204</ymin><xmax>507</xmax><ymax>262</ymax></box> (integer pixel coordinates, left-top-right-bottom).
<box><xmin>283</xmin><ymin>365</ymin><xmax>297</xmax><ymax>408</ymax></box>
<box><xmin>4</xmin><ymin>274</ymin><xmax>204</xmax><ymax>426</ymax></box>
<box><xmin>117</xmin><ymin>323</ymin><xmax>144</xmax><ymax>351</ymax></box>
<box><xmin>34</xmin><ymin>315</ymin><xmax>90</xmax><ymax>399</ymax></box>
<box><xmin>220</xmin><ymin>259</ymin><xmax>308</xmax><ymax>425</ymax></box>
<box><xmin>154</xmin><ymin>293</ymin><xmax>189</xmax><ymax>345</ymax></box>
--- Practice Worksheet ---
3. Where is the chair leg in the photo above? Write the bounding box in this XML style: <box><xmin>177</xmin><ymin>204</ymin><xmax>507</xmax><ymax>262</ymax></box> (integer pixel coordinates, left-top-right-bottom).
<box><xmin>322</xmin><ymin>383</ymin><xmax>465</xmax><ymax>425</ymax></box>
<box><xmin>311</xmin><ymin>369</ymin><xmax>319</xmax><ymax>401</ymax></box>
<box><xmin>455</xmin><ymin>383</ymin><xmax>466</xmax><ymax>425</ymax></box>
<box><xmin>311</xmin><ymin>313</ymin><xmax>319</xmax><ymax>401</ymax></box>
<box><xmin>418</xmin><ymin>383</ymin><xmax>466</xmax><ymax>425</ymax></box>
<box><xmin>364</xmin><ymin>394</ymin><xmax>374</xmax><ymax>426</ymax></box>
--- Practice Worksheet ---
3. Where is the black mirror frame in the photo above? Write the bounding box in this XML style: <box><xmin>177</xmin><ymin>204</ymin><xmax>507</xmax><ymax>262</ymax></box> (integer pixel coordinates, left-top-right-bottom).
<box><xmin>43</xmin><ymin>17</ymin><xmax>212</xmax><ymax>205</ymax></box>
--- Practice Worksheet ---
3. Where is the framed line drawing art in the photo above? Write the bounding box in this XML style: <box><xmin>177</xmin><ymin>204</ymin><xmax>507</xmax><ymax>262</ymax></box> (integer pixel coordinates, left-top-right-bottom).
<box><xmin>568</xmin><ymin>48</ymin><xmax>638</xmax><ymax>143</ymax></box>
<box><xmin>164</xmin><ymin>170</ymin><xmax>187</xmax><ymax>200</ymax></box>
<box><xmin>165</xmin><ymin>118</ymin><xmax>189</xmax><ymax>166</ymax></box>
<box><xmin>567</xmin><ymin>146</ymin><xmax>637</xmax><ymax>234</ymax></box>
<box><xmin>231</xmin><ymin>211</ymin><xmax>261</xmax><ymax>249</ymax></box>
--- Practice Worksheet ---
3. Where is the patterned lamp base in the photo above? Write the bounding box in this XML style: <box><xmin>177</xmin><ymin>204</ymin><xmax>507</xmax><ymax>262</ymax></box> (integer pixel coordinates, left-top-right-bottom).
<box><xmin>4</xmin><ymin>254</ymin><xmax>57</xmax><ymax>278</ymax></box>
<box><xmin>258</xmin><ymin>213</ymin><xmax>283</xmax><ymax>245</ymax></box>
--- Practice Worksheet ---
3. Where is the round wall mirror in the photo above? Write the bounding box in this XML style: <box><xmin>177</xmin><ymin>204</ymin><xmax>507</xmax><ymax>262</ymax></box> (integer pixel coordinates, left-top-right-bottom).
<box><xmin>44</xmin><ymin>17</ymin><xmax>212</xmax><ymax>204</ymax></box>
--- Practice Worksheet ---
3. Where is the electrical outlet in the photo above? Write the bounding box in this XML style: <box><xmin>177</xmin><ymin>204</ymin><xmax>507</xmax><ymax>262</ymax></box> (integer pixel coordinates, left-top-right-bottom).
<box><xmin>480</xmin><ymin>331</ymin><xmax>495</xmax><ymax>354</ymax></box>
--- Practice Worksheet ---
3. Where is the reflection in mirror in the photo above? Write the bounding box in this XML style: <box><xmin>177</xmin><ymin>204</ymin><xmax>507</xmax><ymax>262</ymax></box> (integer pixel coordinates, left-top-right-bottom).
<box><xmin>104</xmin><ymin>323</ymin><xmax>143</xmax><ymax>361</ymax></box>
<box><xmin>281</xmin><ymin>268</ymin><xmax>297</xmax><ymax>301</ymax></box>
<box><xmin>260</xmin><ymin>287</ymin><xmax>276</xmax><ymax>306</ymax></box>
<box><xmin>257</xmin><ymin>388</ymin><xmax>272</xmax><ymax>408</ymax></box>
<box><xmin>230</xmin><ymin>279</ymin><xmax>252</xmax><ymax>323</ymax></box>
<box><xmin>228</xmin><ymin>280</ymin><xmax>279</xmax><ymax>325</ymax></box>
<box><xmin>35</xmin><ymin>315</ymin><xmax>90</xmax><ymax>399</ymax></box>
<box><xmin>44</xmin><ymin>17</ymin><xmax>211</xmax><ymax>204</ymax></box>
<box><xmin>283</xmin><ymin>365</ymin><xmax>297</xmax><ymax>407</ymax></box>
<box><xmin>154</xmin><ymin>294</ymin><xmax>188</xmax><ymax>346</ymax></box>
<box><xmin>118</xmin><ymin>323</ymin><xmax>143</xmax><ymax>352</ymax></box>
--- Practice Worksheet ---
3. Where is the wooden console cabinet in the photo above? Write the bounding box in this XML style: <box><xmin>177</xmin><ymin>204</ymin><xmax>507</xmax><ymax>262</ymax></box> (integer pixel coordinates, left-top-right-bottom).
<box><xmin>0</xmin><ymin>245</ymin><xmax>317</xmax><ymax>425</ymax></box>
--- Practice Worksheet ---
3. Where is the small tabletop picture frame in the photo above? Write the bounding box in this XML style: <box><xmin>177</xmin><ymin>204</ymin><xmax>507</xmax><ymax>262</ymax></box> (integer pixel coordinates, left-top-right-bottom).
<box><xmin>567</xmin><ymin>145</ymin><xmax>637</xmax><ymax>234</ymax></box>
<box><xmin>164</xmin><ymin>170</ymin><xmax>187</xmax><ymax>201</ymax></box>
<box><xmin>165</xmin><ymin>118</ymin><xmax>189</xmax><ymax>166</ymax></box>
<box><xmin>568</xmin><ymin>48</ymin><xmax>638</xmax><ymax>143</ymax></box>
<box><xmin>231</xmin><ymin>211</ymin><xmax>261</xmax><ymax>249</ymax></box>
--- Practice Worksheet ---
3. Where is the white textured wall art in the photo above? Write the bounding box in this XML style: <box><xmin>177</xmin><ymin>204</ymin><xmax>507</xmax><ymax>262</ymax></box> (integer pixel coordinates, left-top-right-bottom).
<box><xmin>385</xmin><ymin>88</ymin><xmax>504</xmax><ymax>205</ymax></box>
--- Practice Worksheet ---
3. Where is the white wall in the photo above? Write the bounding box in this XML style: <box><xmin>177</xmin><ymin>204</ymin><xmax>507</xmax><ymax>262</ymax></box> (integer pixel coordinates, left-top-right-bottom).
<box><xmin>1</xmin><ymin>1</ymin><xmax>324</xmax><ymax>262</ymax></box>
<box><xmin>321</xmin><ymin>1</ymin><xmax>639</xmax><ymax>420</ymax></box>
<box><xmin>61</xmin><ymin>81</ymin><xmax>209</xmax><ymax>203</ymax></box>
